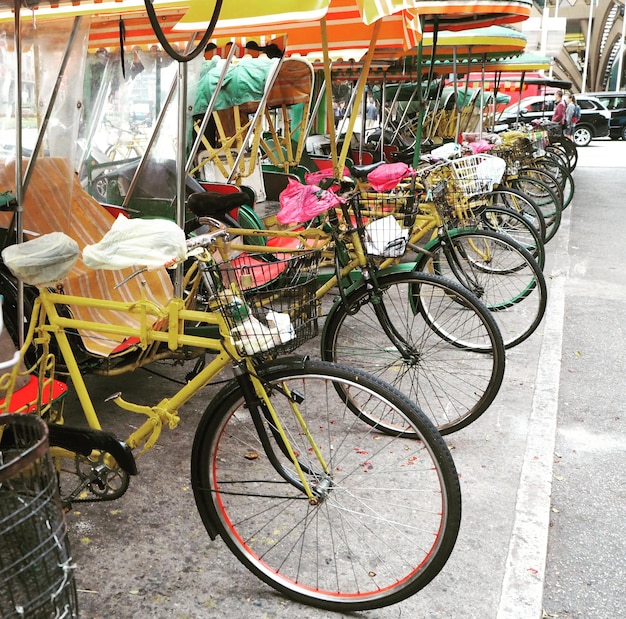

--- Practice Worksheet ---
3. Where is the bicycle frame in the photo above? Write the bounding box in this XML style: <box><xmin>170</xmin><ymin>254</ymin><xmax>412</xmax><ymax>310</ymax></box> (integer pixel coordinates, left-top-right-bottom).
<box><xmin>8</xmin><ymin>246</ymin><xmax>331</xmax><ymax>505</ymax></box>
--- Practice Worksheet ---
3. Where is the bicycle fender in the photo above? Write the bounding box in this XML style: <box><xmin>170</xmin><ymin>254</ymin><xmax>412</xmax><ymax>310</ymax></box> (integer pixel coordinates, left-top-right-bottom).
<box><xmin>250</xmin><ymin>355</ymin><xmax>311</xmax><ymax>375</ymax></box>
<box><xmin>48</xmin><ymin>424</ymin><xmax>138</xmax><ymax>476</ymax></box>
<box><xmin>320</xmin><ymin>264</ymin><xmax>417</xmax><ymax>345</ymax></box>
<box><xmin>420</xmin><ymin>226</ymin><xmax>480</xmax><ymax>254</ymax></box>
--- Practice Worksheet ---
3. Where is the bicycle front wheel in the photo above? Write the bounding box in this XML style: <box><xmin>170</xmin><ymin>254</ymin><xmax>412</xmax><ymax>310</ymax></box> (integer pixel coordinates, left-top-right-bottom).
<box><xmin>479</xmin><ymin>204</ymin><xmax>546</xmax><ymax>270</ymax></box>
<box><xmin>321</xmin><ymin>270</ymin><xmax>506</xmax><ymax>435</ymax></box>
<box><xmin>191</xmin><ymin>358</ymin><xmax>461</xmax><ymax>612</ymax></box>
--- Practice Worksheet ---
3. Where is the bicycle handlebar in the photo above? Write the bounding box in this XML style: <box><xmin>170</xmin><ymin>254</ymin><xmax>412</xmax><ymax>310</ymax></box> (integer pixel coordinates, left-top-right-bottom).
<box><xmin>185</xmin><ymin>217</ymin><xmax>229</xmax><ymax>253</ymax></box>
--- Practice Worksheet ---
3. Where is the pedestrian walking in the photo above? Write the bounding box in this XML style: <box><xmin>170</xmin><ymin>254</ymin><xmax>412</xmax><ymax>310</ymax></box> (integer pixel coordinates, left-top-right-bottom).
<box><xmin>552</xmin><ymin>89</ymin><xmax>566</xmax><ymax>128</ymax></box>
<box><xmin>564</xmin><ymin>93</ymin><xmax>577</xmax><ymax>140</ymax></box>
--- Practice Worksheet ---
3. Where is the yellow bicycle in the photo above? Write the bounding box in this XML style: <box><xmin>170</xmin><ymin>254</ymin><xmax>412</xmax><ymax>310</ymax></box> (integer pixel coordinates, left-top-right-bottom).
<box><xmin>0</xmin><ymin>218</ymin><xmax>460</xmax><ymax>612</ymax></box>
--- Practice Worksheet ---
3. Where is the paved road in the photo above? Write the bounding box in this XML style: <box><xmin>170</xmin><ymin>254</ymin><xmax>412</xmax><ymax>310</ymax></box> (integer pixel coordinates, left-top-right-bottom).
<box><xmin>541</xmin><ymin>140</ymin><xmax>626</xmax><ymax>619</ymax></box>
<box><xmin>61</xmin><ymin>139</ymin><xmax>626</xmax><ymax>619</ymax></box>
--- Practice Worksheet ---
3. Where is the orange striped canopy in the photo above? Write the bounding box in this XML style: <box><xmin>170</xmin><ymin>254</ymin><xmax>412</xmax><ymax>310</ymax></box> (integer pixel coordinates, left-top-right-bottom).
<box><xmin>178</xmin><ymin>0</ymin><xmax>422</xmax><ymax>56</ymax></box>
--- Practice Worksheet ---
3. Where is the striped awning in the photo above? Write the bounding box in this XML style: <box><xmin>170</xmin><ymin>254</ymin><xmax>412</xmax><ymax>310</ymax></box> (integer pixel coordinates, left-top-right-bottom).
<box><xmin>414</xmin><ymin>0</ymin><xmax>532</xmax><ymax>30</ymax></box>
<box><xmin>180</xmin><ymin>0</ymin><xmax>422</xmax><ymax>56</ymax></box>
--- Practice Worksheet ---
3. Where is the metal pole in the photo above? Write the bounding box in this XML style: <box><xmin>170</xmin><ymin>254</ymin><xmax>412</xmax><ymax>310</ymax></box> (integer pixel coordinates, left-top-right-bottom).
<box><xmin>186</xmin><ymin>43</ymin><xmax>238</xmax><ymax>173</ymax></box>
<box><xmin>380</xmin><ymin>73</ymin><xmax>386</xmax><ymax>161</ymax></box>
<box><xmin>304</xmin><ymin>78</ymin><xmax>325</xmax><ymax>142</ymax></box>
<box><xmin>581</xmin><ymin>0</ymin><xmax>595</xmax><ymax>93</ymax></box>
<box><xmin>174</xmin><ymin>59</ymin><xmax>187</xmax><ymax>298</ymax></box>
<box><xmin>616</xmin><ymin>3</ymin><xmax>626</xmax><ymax>91</ymax></box>
<box><xmin>78</xmin><ymin>54</ymin><xmax>114</xmax><ymax>182</ymax></box>
<box><xmin>13</xmin><ymin>1</ymin><xmax>24</xmax><ymax>346</ymax></box>
<box><xmin>123</xmin><ymin>37</ymin><xmax>197</xmax><ymax>207</ymax></box>
<box><xmin>23</xmin><ymin>18</ymin><xmax>83</xmax><ymax>190</ymax></box>
<box><xmin>226</xmin><ymin>55</ymin><xmax>286</xmax><ymax>181</ymax></box>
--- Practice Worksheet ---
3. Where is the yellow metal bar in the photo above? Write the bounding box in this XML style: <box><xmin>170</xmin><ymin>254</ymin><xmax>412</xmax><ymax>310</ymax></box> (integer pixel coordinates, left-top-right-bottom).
<box><xmin>320</xmin><ymin>18</ymin><xmax>339</xmax><ymax>177</ymax></box>
<box><xmin>250</xmin><ymin>373</ymin><xmax>317</xmax><ymax>502</ymax></box>
<box><xmin>337</xmin><ymin>19</ymin><xmax>381</xmax><ymax>175</ymax></box>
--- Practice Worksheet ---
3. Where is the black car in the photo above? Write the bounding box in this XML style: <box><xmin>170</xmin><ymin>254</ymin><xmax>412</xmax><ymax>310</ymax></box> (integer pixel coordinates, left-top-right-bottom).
<box><xmin>587</xmin><ymin>92</ymin><xmax>626</xmax><ymax>140</ymax></box>
<box><xmin>495</xmin><ymin>94</ymin><xmax>611</xmax><ymax>147</ymax></box>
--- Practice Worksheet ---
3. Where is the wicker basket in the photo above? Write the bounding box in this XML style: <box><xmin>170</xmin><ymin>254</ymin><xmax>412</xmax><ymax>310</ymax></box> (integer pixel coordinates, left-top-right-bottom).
<box><xmin>0</xmin><ymin>414</ymin><xmax>78</xmax><ymax>619</ymax></box>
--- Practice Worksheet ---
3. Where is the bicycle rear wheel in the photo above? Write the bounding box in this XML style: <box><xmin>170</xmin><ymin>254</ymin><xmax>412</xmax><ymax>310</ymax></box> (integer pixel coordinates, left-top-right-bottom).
<box><xmin>479</xmin><ymin>204</ymin><xmax>545</xmax><ymax>270</ymax></box>
<box><xmin>417</xmin><ymin>229</ymin><xmax>548</xmax><ymax>348</ymax></box>
<box><xmin>321</xmin><ymin>270</ymin><xmax>506</xmax><ymax>435</ymax></box>
<box><xmin>191</xmin><ymin>358</ymin><xmax>461</xmax><ymax>612</ymax></box>
<box><xmin>483</xmin><ymin>186</ymin><xmax>547</xmax><ymax>244</ymax></box>
<box><xmin>509</xmin><ymin>175</ymin><xmax>562</xmax><ymax>243</ymax></box>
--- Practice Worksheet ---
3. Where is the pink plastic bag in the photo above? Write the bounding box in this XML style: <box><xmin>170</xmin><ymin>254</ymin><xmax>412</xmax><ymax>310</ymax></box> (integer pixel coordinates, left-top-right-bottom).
<box><xmin>278</xmin><ymin>178</ymin><xmax>343</xmax><ymax>224</ymax></box>
<box><xmin>367</xmin><ymin>162</ymin><xmax>411</xmax><ymax>191</ymax></box>
<box><xmin>304</xmin><ymin>167</ymin><xmax>351</xmax><ymax>188</ymax></box>
<box><xmin>468</xmin><ymin>139</ymin><xmax>492</xmax><ymax>154</ymax></box>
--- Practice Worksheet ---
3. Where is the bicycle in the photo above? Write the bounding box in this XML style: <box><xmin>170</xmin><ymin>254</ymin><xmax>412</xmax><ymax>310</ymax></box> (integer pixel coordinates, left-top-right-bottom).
<box><xmin>188</xmin><ymin>187</ymin><xmax>507</xmax><ymax>436</ymax></box>
<box><xmin>104</xmin><ymin>119</ymin><xmax>148</xmax><ymax>163</ymax></box>
<box><xmin>344</xmin><ymin>155</ymin><xmax>548</xmax><ymax>349</ymax></box>
<box><xmin>491</xmin><ymin>128</ymin><xmax>576</xmax><ymax>241</ymax></box>
<box><xmin>0</xmin><ymin>218</ymin><xmax>462</xmax><ymax>612</ymax></box>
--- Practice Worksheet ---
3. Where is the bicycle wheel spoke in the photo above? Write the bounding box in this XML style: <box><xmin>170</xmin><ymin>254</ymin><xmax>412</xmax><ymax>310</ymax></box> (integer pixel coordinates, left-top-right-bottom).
<box><xmin>323</xmin><ymin>272</ymin><xmax>505</xmax><ymax>434</ymax></box>
<box><xmin>192</xmin><ymin>360</ymin><xmax>461</xmax><ymax>611</ymax></box>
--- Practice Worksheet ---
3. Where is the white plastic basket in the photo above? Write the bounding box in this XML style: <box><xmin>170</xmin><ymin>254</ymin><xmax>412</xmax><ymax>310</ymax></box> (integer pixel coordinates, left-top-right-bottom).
<box><xmin>449</xmin><ymin>154</ymin><xmax>506</xmax><ymax>196</ymax></box>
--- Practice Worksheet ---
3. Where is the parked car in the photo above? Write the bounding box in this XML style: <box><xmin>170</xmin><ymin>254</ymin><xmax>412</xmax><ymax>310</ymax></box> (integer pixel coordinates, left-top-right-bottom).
<box><xmin>130</xmin><ymin>101</ymin><xmax>152</xmax><ymax>125</ymax></box>
<box><xmin>587</xmin><ymin>91</ymin><xmax>626</xmax><ymax>140</ymax></box>
<box><xmin>495</xmin><ymin>94</ymin><xmax>611</xmax><ymax>147</ymax></box>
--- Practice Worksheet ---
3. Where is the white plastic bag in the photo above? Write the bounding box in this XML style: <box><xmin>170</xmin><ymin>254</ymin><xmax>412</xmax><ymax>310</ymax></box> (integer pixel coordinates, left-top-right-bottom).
<box><xmin>1</xmin><ymin>232</ymin><xmax>80</xmax><ymax>287</ymax></box>
<box><xmin>364</xmin><ymin>216</ymin><xmax>408</xmax><ymax>257</ymax></box>
<box><xmin>82</xmin><ymin>215</ymin><xmax>187</xmax><ymax>270</ymax></box>
<box><xmin>431</xmin><ymin>142</ymin><xmax>462</xmax><ymax>160</ymax></box>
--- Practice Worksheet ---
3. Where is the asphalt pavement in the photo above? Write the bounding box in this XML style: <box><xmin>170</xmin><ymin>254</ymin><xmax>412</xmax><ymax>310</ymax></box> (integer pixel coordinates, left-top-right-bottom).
<box><xmin>61</xmin><ymin>139</ymin><xmax>626</xmax><ymax>619</ymax></box>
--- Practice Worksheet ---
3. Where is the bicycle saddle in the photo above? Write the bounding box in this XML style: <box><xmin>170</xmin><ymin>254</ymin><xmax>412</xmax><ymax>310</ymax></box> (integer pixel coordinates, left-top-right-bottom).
<box><xmin>188</xmin><ymin>191</ymin><xmax>253</xmax><ymax>219</ymax></box>
<box><xmin>350</xmin><ymin>160</ymin><xmax>387</xmax><ymax>180</ymax></box>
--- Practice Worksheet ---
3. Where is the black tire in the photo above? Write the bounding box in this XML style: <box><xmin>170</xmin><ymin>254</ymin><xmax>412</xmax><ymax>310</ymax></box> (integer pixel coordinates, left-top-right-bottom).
<box><xmin>545</xmin><ymin>144</ymin><xmax>570</xmax><ymax>170</ymax></box>
<box><xmin>509</xmin><ymin>175</ymin><xmax>562</xmax><ymax>243</ymax></box>
<box><xmin>92</xmin><ymin>174</ymin><xmax>109</xmax><ymax>202</ymax></box>
<box><xmin>550</xmin><ymin>138</ymin><xmax>577</xmax><ymax>171</ymax></box>
<box><xmin>191</xmin><ymin>358</ymin><xmax>462</xmax><ymax>612</ymax></box>
<box><xmin>518</xmin><ymin>166</ymin><xmax>564</xmax><ymax>210</ymax></box>
<box><xmin>416</xmin><ymin>229</ymin><xmax>548</xmax><ymax>349</ymax></box>
<box><xmin>529</xmin><ymin>159</ymin><xmax>575</xmax><ymax>209</ymax></box>
<box><xmin>483</xmin><ymin>186</ymin><xmax>547</xmax><ymax>244</ymax></box>
<box><xmin>479</xmin><ymin>204</ymin><xmax>546</xmax><ymax>270</ymax></box>
<box><xmin>572</xmin><ymin>125</ymin><xmax>592</xmax><ymax>147</ymax></box>
<box><xmin>320</xmin><ymin>270</ymin><xmax>506</xmax><ymax>434</ymax></box>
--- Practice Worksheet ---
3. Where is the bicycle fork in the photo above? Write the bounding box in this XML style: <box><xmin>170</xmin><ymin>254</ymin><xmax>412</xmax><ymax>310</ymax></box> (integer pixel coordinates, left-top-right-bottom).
<box><xmin>359</xmin><ymin>268</ymin><xmax>421</xmax><ymax>362</ymax></box>
<box><xmin>436</xmin><ymin>228</ymin><xmax>486</xmax><ymax>299</ymax></box>
<box><xmin>232</xmin><ymin>362</ymin><xmax>332</xmax><ymax>505</ymax></box>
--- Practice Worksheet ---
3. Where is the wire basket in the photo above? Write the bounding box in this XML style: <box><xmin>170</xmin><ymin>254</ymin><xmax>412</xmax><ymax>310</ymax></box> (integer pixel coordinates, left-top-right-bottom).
<box><xmin>490</xmin><ymin>139</ymin><xmax>534</xmax><ymax>175</ymax></box>
<box><xmin>421</xmin><ymin>155</ymin><xmax>504</xmax><ymax>220</ymax></box>
<box><xmin>542</xmin><ymin>121</ymin><xmax>563</xmax><ymax>141</ymax></box>
<box><xmin>211</xmin><ymin>250</ymin><xmax>321</xmax><ymax>358</ymax></box>
<box><xmin>0</xmin><ymin>414</ymin><xmax>78</xmax><ymax>619</ymax></box>
<box><xmin>447</xmin><ymin>154</ymin><xmax>506</xmax><ymax>196</ymax></box>
<box><xmin>356</xmin><ymin>189</ymin><xmax>420</xmax><ymax>229</ymax></box>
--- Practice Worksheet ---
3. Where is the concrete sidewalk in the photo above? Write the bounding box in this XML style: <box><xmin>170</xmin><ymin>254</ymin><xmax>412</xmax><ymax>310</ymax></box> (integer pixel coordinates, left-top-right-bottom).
<box><xmin>63</xmin><ymin>140</ymin><xmax>625</xmax><ymax>619</ymax></box>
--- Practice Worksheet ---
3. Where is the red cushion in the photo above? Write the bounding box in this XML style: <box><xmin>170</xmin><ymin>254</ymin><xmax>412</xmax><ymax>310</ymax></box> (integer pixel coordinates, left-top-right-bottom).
<box><xmin>1</xmin><ymin>374</ymin><xmax>67</xmax><ymax>413</ymax></box>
